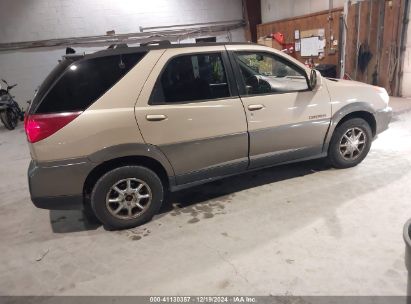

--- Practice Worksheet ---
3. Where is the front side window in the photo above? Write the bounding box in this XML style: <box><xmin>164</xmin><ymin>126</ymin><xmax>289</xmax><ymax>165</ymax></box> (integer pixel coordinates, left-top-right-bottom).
<box><xmin>234</xmin><ymin>52</ymin><xmax>308</xmax><ymax>95</ymax></box>
<box><xmin>150</xmin><ymin>53</ymin><xmax>230</xmax><ymax>104</ymax></box>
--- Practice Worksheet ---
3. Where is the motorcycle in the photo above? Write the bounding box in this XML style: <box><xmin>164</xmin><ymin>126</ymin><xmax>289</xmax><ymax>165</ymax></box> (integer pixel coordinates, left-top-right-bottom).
<box><xmin>0</xmin><ymin>79</ymin><xmax>24</xmax><ymax>130</ymax></box>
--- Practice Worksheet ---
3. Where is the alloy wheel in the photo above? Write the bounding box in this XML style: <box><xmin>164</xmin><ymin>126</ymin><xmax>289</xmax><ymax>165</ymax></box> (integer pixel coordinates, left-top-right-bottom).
<box><xmin>339</xmin><ymin>127</ymin><xmax>367</xmax><ymax>161</ymax></box>
<box><xmin>105</xmin><ymin>178</ymin><xmax>152</xmax><ymax>220</ymax></box>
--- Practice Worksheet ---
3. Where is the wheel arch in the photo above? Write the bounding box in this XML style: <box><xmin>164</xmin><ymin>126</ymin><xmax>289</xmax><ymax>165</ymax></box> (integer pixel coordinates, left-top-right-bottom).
<box><xmin>84</xmin><ymin>155</ymin><xmax>171</xmax><ymax>200</ymax></box>
<box><xmin>83</xmin><ymin>143</ymin><xmax>175</xmax><ymax>201</ymax></box>
<box><xmin>323</xmin><ymin>102</ymin><xmax>377</xmax><ymax>153</ymax></box>
<box><xmin>335</xmin><ymin>111</ymin><xmax>376</xmax><ymax>137</ymax></box>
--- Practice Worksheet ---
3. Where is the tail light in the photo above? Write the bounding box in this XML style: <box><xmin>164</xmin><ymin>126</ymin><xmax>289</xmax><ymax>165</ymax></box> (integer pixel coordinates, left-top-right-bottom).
<box><xmin>24</xmin><ymin>111</ymin><xmax>82</xmax><ymax>143</ymax></box>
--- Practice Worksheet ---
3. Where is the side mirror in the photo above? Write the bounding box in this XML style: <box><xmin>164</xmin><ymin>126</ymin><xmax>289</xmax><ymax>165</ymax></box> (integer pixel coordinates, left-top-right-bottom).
<box><xmin>309</xmin><ymin>69</ymin><xmax>321</xmax><ymax>90</ymax></box>
<box><xmin>245</xmin><ymin>85</ymin><xmax>253</xmax><ymax>95</ymax></box>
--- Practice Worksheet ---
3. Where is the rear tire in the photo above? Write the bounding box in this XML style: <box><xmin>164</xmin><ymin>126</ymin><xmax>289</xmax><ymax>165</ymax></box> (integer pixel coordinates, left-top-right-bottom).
<box><xmin>91</xmin><ymin>166</ymin><xmax>164</xmax><ymax>230</ymax></box>
<box><xmin>0</xmin><ymin>110</ymin><xmax>6</xmax><ymax>126</ymax></box>
<box><xmin>327</xmin><ymin>118</ymin><xmax>372</xmax><ymax>169</ymax></box>
<box><xmin>0</xmin><ymin>109</ymin><xmax>18</xmax><ymax>130</ymax></box>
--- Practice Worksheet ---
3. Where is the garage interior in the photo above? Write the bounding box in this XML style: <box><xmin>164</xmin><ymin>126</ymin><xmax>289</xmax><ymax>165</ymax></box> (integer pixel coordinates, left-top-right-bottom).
<box><xmin>1</xmin><ymin>0</ymin><xmax>411</xmax><ymax>298</ymax></box>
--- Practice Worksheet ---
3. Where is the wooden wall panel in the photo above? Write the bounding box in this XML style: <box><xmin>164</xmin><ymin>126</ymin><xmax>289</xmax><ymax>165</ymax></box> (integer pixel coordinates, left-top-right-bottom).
<box><xmin>366</xmin><ymin>0</ymin><xmax>381</xmax><ymax>85</ymax></box>
<box><xmin>344</xmin><ymin>0</ymin><xmax>405</xmax><ymax>95</ymax></box>
<box><xmin>356</xmin><ymin>1</ymin><xmax>370</xmax><ymax>82</ymax></box>
<box><xmin>257</xmin><ymin>8</ymin><xmax>344</xmax><ymax>70</ymax></box>
<box><xmin>380</xmin><ymin>0</ymin><xmax>403</xmax><ymax>92</ymax></box>
<box><xmin>345</xmin><ymin>3</ymin><xmax>358</xmax><ymax>79</ymax></box>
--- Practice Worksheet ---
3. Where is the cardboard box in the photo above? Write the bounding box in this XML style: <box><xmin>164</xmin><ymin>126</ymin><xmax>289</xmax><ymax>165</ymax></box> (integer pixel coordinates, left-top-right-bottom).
<box><xmin>257</xmin><ymin>37</ymin><xmax>283</xmax><ymax>51</ymax></box>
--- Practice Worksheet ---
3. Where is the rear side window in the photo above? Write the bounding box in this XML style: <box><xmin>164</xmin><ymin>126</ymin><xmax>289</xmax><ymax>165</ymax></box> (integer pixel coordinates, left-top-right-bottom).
<box><xmin>150</xmin><ymin>53</ymin><xmax>230</xmax><ymax>104</ymax></box>
<box><xmin>34</xmin><ymin>53</ymin><xmax>146</xmax><ymax>114</ymax></box>
<box><xmin>30</xmin><ymin>59</ymin><xmax>72</xmax><ymax>113</ymax></box>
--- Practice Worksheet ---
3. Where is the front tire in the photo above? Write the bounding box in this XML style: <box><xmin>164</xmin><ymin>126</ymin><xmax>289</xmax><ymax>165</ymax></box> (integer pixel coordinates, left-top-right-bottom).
<box><xmin>328</xmin><ymin>118</ymin><xmax>372</xmax><ymax>169</ymax></box>
<box><xmin>91</xmin><ymin>166</ymin><xmax>164</xmax><ymax>230</ymax></box>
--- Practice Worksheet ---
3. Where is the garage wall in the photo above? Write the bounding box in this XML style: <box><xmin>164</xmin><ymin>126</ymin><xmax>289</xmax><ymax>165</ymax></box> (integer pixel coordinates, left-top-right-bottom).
<box><xmin>0</xmin><ymin>0</ymin><xmax>245</xmax><ymax>108</ymax></box>
<box><xmin>261</xmin><ymin>0</ymin><xmax>345</xmax><ymax>23</ymax></box>
<box><xmin>257</xmin><ymin>8</ymin><xmax>343</xmax><ymax>72</ymax></box>
<box><xmin>402</xmin><ymin>6</ymin><xmax>411</xmax><ymax>97</ymax></box>
<box><xmin>343</xmin><ymin>0</ymin><xmax>406</xmax><ymax>96</ymax></box>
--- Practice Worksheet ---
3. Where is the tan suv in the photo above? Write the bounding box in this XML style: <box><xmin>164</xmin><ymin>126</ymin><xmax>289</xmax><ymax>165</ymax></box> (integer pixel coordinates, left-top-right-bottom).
<box><xmin>26</xmin><ymin>42</ymin><xmax>392</xmax><ymax>229</ymax></box>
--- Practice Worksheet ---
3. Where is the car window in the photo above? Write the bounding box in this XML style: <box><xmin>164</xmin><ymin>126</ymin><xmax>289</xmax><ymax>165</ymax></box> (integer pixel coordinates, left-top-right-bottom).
<box><xmin>234</xmin><ymin>52</ymin><xmax>308</xmax><ymax>95</ymax></box>
<box><xmin>35</xmin><ymin>53</ymin><xmax>146</xmax><ymax>114</ymax></box>
<box><xmin>150</xmin><ymin>53</ymin><xmax>230</xmax><ymax>104</ymax></box>
<box><xmin>30</xmin><ymin>58</ymin><xmax>72</xmax><ymax>114</ymax></box>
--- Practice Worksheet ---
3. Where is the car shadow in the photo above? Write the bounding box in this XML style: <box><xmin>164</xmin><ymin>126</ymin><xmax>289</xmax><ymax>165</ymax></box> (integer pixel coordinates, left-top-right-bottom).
<box><xmin>161</xmin><ymin>158</ymin><xmax>330</xmax><ymax>214</ymax></box>
<box><xmin>49</xmin><ymin>158</ymin><xmax>329</xmax><ymax>233</ymax></box>
<box><xmin>49</xmin><ymin>209</ymin><xmax>101</xmax><ymax>233</ymax></box>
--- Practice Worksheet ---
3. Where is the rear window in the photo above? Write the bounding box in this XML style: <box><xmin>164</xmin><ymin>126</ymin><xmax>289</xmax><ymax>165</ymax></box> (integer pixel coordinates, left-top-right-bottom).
<box><xmin>33</xmin><ymin>52</ymin><xmax>146</xmax><ymax>114</ymax></box>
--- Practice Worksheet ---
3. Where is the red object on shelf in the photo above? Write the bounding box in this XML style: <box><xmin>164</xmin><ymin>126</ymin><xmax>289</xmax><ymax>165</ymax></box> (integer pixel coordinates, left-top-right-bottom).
<box><xmin>271</xmin><ymin>32</ymin><xmax>285</xmax><ymax>44</ymax></box>
<box><xmin>264</xmin><ymin>32</ymin><xmax>295</xmax><ymax>57</ymax></box>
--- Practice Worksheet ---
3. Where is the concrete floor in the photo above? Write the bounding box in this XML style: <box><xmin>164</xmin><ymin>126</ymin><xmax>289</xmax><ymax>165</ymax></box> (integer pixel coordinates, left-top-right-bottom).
<box><xmin>1</xmin><ymin>99</ymin><xmax>411</xmax><ymax>296</ymax></box>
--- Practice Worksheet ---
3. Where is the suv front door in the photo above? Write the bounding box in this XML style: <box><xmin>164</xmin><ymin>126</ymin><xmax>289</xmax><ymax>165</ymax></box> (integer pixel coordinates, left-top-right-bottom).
<box><xmin>227</xmin><ymin>45</ymin><xmax>332</xmax><ymax>169</ymax></box>
<box><xmin>135</xmin><ymin>46</ymin><xmax>248</xmax><ymax>185</ymax></box>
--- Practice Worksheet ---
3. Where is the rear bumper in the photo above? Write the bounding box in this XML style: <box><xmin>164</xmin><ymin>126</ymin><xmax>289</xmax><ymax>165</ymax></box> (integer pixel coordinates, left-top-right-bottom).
<box><xmin>28</xmin><ymin>159</ymin><xmax>93</xmax><ymax>210</ymax></box>
<box><xmin>375</xmin><ymin>106</ymin><xmax>392</xmax><ymax>135</ymax></box>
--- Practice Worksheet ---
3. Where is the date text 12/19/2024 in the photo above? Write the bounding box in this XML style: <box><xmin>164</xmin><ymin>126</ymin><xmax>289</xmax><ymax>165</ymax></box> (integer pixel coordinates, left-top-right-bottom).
<box><xmin>150</xmin><ymin>297</ymin><xmax>257</xmax><ymax>303</ymax></box>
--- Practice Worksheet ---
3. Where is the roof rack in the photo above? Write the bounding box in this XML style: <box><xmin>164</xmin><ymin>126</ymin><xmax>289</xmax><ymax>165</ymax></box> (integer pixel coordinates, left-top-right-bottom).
<box><xmin>140</xmin><ymin>40</ymin><xmax>171</xmax><ymax>47</ymax></box>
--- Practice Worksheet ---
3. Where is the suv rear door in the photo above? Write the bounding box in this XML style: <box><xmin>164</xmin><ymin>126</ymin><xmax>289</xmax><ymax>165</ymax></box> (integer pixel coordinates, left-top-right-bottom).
<box><xmin>135</xmin><ymin>46</ymin><xmax>248</xmax><ymax>185</ymax></box>
<box><xmin>226</xmin><ymin>45</ymin><xmax>331</xmax><ymax>169</ymax></box>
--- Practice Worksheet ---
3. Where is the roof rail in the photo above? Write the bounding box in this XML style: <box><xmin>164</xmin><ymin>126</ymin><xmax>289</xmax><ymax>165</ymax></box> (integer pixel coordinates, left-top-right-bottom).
<box><xmin>107</xmin><ymin>43</ymin><xmax>129</xmax><ymax>49</ymax></box>
<box><xmin>62</xmin><ymin>53</ymin><xmax>85</xmax><ymax>60</ymax></box>
<box><xmin>140</xmin><ymin>40</ymin><xmax>171</xmax><ymax>47</ymax></box>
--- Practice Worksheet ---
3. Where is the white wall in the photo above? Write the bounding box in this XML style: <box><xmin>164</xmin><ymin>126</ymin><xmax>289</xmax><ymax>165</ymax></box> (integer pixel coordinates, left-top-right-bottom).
<box><xmin>261</xmin><ymin>0</ymin><xmax>346</xmax><ymax>23</ymax></box>
<box><xmin>0</xmin><ymin>0</ymin><xmax>245</xmax><ymax>107</ymax></box>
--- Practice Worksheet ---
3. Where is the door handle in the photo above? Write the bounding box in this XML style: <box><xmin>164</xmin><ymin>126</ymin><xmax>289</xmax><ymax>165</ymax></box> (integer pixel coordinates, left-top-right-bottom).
<box><xmin>248</xmin><ymin>104</ymin><xmax>264</xmax><ymax>111</ymax></box>
<box><xmin>146</xmin><ymin>114</ymin><xmax>167</xmax><ymax>121</ymax></box>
